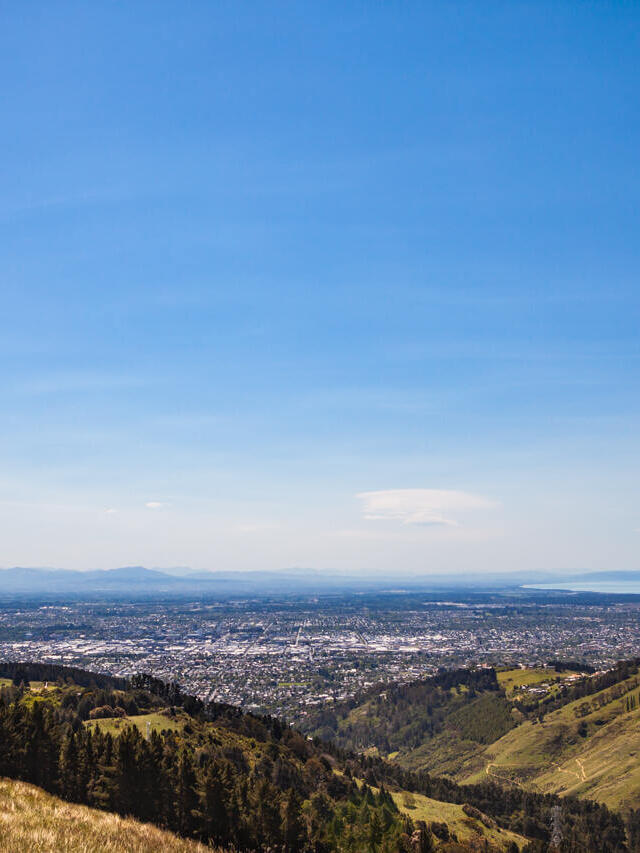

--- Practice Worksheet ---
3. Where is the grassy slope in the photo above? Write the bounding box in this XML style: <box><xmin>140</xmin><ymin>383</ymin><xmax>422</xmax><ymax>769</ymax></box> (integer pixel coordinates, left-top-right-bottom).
<box><xmin>340</xmin><ymin>666</ymin><xmax>640</xmax><ymax>810</ymax></box>
<box><xmin>496</xmin><ymin>667</ymin><xmax>577</xmax><ymax>698</ymax></box>
<box><xmin>349</xmin><ymin>774</ymin><xmax>531</xmax><ymax>852</ymax></box>
<box><xmin>84</xmin><ymin>712</ymin><xmax>270</xmax><ymax>771</ymax></box>
<box><xmin>0</xmin><ymin>778</ymin><xmax>220</xmax><ymax>852</ymax></box>
<box><xmin>461</xmin><ymin>673</ymin><xmax>640</xmax><ymax>810</ymax></box>
<box><xmin>332</xmin><ymin>682</ymin><xmax>516</xmax><ymax>780</ymax></box>
<box><xmin>84</xmin><ymin>710</ymin><xmax>184</xmax><ymax>736</ymax></box>
<box><xmin>391</xmin><ymin>790</ymin><xmax>529</xmax><ymax>851</ymax></box>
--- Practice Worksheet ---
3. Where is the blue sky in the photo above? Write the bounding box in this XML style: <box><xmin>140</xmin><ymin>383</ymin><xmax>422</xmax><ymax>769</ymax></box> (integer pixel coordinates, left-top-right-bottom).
<box><xmin>1</xmin><ymin>2</ymin><xmax>638</xmax><ymax>572</ymax></box>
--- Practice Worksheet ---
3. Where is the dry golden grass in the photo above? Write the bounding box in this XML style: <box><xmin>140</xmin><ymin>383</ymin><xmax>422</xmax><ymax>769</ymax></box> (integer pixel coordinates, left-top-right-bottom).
<box><xmin>0</xmin><ymin>777</ymin><xmax>222</xmax><ymax>852</ymax></box>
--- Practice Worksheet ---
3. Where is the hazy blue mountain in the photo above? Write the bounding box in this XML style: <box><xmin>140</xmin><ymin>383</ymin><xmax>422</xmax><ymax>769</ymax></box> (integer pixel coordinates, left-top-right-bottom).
<box><xmin>0</xmin><ymin>565</ymin><xmax>634</xmax><ymax>600</ymax></box>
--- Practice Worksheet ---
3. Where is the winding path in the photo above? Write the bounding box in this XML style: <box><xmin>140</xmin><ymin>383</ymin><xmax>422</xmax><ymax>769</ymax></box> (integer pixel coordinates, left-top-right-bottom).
<box><xmin>551</xmin><ymin>757</ymin><xmax>588</xmax><ymax>783</ymax></box>
<box><xmin>485</xmin><ymin>763</ymin><xmax>521</xmax><ymax>786</ymax></box>
<box><xmin>486</xmin><ymin>755</ymin><xmax>588</xmax><ymax>787</ymax></box>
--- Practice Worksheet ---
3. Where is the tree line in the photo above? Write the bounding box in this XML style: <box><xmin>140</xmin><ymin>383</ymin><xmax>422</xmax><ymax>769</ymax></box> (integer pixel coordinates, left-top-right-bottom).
<box><xmin>301</xmin><ymin>668</ymin><xmax>504</xmax><ymax>752</ymax></box>
<box><xmin>0</xmin><ymin>684</ymin><xmax>428</xmax><ymax>852</ymax></box>
<box><xmin>0</xmin><ymin>659</ymin><xmax>635</xmax><ymax>851</ymax></box>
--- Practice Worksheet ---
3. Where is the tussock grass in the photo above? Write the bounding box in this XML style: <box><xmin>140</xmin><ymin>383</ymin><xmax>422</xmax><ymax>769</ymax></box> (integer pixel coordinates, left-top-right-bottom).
<box><xmin>0</xmin><ymin>778</ymin><xmax>220</xmax><ymax>852</ymax></box>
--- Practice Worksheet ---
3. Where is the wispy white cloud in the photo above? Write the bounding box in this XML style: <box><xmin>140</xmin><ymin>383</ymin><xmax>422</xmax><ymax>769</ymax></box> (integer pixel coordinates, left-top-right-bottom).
<box><xmin>145</xmin><ymin>501</ymin><xmax>166</xmax><ymax>510</ymax></box>
<box><xmin>357</xmin><ymin>488</ymin><xmax>497</xmax><ymax>527</ymax></box>
<box><xmin>104</xmin><ymin>508</ymin><xmax>117</xmax><ymax>515</ymax></box>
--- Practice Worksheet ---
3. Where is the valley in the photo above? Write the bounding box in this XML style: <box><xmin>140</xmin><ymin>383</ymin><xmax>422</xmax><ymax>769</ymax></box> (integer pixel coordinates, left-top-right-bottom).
<box><xmin>0</xmin><ymin>660</ymin><xmax>631</xmax><ymax>851</ymax></box>
<box><xmin>303</xmin><ymin>658</ymin><xmax>640</xmax><ymax>815</ymax></box>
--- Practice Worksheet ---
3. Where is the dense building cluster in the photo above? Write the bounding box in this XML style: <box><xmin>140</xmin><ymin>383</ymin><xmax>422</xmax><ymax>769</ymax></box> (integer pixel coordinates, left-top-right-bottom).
<box><xmin>0</xmin><ymin>593</ymin><xmax>638</xmax><ymax>718</ymax></box>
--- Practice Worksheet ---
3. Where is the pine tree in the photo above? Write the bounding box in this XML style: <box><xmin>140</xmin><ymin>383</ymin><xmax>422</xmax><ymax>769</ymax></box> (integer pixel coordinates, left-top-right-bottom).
<box><xmin>283</xmin><ymin>787</ymin><xmax>306</xmax><ymax>852</ymax></box>
<box><xmin>175</xmin><ymin>748</ymin><xmax>198</xmax><ymax>836</ymax></box>
<box><xmin>114</xmin><ymin>726</ymin><xmax>140</xmax><ymax>817</ymax></box>
<box><xmin>368</xmin><ymin>810</ymin><xmax>383</xmax><ymax>850</ymax></box>
<box><xmin>76</xmin><ymin>727</ymin><xmax>94</xmax><ymax>803</ymax></box>
<box><xmin>60</xmin><ymin>731</ymin><xmax>80</xmax><ymax>801</ymax></box>
<box><xmin>27</xmin><ymin>702</ymin><xmax>58</xmax><ymax>793</ymax></box>
<box><xmin>200</xmin><ymin>761</ymin><xmax>229</xmax><ymax>843</ymax></box>
<box><xmin>258</xmin><ymin>779</ymin><xmax>282</xmax><ymax>849</ymax></box>
<box><xmin>90</xmin><ymin>730</ymin><xmax>117</xmax><ymax>811</ymax></box>
<box><xmin>133</xmin><ymin>732</ymin><xmax>158</xmax><ymax>822</ymax></box>
<box><xmin>412</xmin><ymin>821</ymin><xmax>435</xmax><ymax>853</ymax></box>
<box><xmin>149</xmin><ymin>729</ymin><xmax>173</xmax><ymax>827</ymax></box>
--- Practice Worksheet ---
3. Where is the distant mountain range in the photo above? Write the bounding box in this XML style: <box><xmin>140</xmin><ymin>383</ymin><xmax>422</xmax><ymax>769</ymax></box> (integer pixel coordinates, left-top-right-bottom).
<box><xmin>0</xmin><ymin>566</ymin><xmax>316</xmax><ymax>598</ymax></box>
<box><xmin>0</xmin><ymin>565</ymin><xmax>637</xmax><ymax>599</ymax></box>
<box><xmin>0</xmin><ymin>565</ymin><xmax>403</xmax><ymax>598</ymax></box>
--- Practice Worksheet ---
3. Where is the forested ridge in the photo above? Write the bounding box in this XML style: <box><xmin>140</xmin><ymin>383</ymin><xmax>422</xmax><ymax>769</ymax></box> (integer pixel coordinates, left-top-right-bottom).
<box><xmin>0</xmin><ymin>661</ymin><xmax>633</xmax><ymax>851</ymax></box>
<box><xmin>300</xmin><ymin>659</ymin><xmax>640</xmax><ymax>849</ymax></box>
<box><xmin>301</xmin><ymin>660</ymin><xmax>640</xmax><ymax>762</ymax></box>
<box><xmin>0</xmin><ymin>678</ymin><xmax>412</xmax><ymax>851</ymax></box>
<box><xmin>300</xmin><ymin>667</ymin><xmax>514</xmax><ymax>753</ymax></box>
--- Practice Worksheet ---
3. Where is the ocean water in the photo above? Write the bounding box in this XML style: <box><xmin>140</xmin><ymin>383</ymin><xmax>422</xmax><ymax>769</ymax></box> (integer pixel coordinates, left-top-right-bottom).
<box><xmin>524</xmin><ymin>582</ymin><xmax>640</xmax><ymax>594</ymax></box>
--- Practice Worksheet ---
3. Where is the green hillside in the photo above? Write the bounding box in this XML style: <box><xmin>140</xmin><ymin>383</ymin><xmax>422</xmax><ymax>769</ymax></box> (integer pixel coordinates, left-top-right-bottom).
<box><xmin>300</xmin><ymin>666</ymin><xmax>524</xmax><ymax>779</ymax></box>
<box><xmin>0</xmin><ymin>660</ymin><xmax>632</xmax><ymax>851</ymax></box>
<box><xmin>301</xmin><ymin>667</ymin><xmax>514</xmax><ymax>755</ymax></box>
<box><xmin>391</xmin><ymin>790</ymin><xmax>528</xmax><ymax>851</ymax></box>
<box><xmin>303</xmin><ymin>658</ymin><xmax>640</xmax><ymax>816</ymax></box>
<box><xmin>461</xmin><ymin>670</ymin><xmax>640</xmax><ymax>810</ymax></box>
<box><xmin>0</xmin><ymin>672</ymin><xmax>412</xmax><ymax>852</ymax></box>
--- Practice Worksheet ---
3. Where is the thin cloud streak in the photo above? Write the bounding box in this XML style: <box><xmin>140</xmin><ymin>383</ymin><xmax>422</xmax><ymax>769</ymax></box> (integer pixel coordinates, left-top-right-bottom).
<box><xmin>357</xmin><ymin>488</ymin><xmax>498</xmax><ymax>527</ymax></box>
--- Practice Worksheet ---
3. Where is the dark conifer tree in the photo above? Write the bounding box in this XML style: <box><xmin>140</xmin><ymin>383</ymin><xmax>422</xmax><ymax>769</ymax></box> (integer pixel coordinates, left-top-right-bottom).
<box><xmin>258</xmin><ymin>779</ymin><xmax>283</xmax><ymax>849</ymax></box>
<box><xmin>199</xmin><ymin>761</ymin><xmax>229</xmax><ymax>843</ymax></box>
<box><xmin>114</xmin><ymin>726</ymin><xmax>140</xmax><ymax>816</ymax></box>
<box><xmin>368</xmin><ymin>810</ymin><xmax>383</xmax><ymax>849</ymax></box>
<box><xmin>149</xmin><ymin>729</ymin><xmax>172</xmax><ymax>826</ymax></box>
<box><xmin>91</xmin><ymin>731</ymin><xmax>117</xmax><ymax>811</ymax></box>
<box><xmin>283</xmin><ymin>787</ymin><xmax>306</xmax><ymax>852</ymax></box>
<box><xmin>60</xmin><ymin>730</ymin><xmax>80</xmax><ymax>801</ymax></box>
<box><xmin>174</xmin><ymin>748</ymin><xmax>198</xmax><ymax>836</ymax></box>
<box><xmin>76</xmin><ymin>727</ymin><xmax>93</xmax><ymax>803</ymax></box>
<box><xmin>412</xmin><ymin>821</ymin><xmax>435</xmax><ymax>853</ymax></box>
